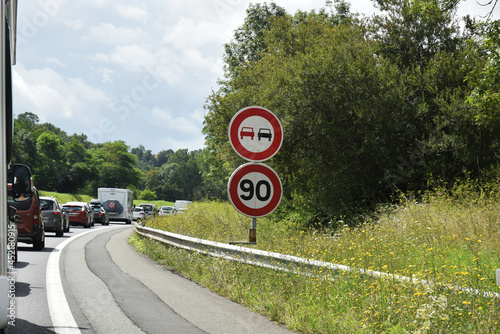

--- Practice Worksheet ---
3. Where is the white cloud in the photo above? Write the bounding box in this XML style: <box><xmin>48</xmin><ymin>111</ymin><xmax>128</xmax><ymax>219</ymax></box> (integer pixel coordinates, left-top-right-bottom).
<box><xmin>151</xmin><ymin>107</ymin><xmax>201</xmax><ymax>136</ymax></box>
<box><xmin>46</xmin><ymin>57</ymin><xmax>66</xmax><ymax>67</ymax></box>
<box><xmin>91</xmin><ymin>44</ymin><xmax>157</xmax><ymax>72</ymax></box>
<box><xmin>87</xmin><ymin>23</ymin><xmax>148</xmax><ymax>45</ymax></box>
<box><xmin>97</xmin><ymin>67</ymin><xmax>116</xmax><ymax>84</ymax></box>
<box><xmin>12</xmin><ymin>63</ymin><xmax>110</xmax><ymax>123</ymax></box>
<box><xmin>64</xmin><ymin>19</ymin><xmax>86</xmax><ymax>30</ymax></box>
<box><xmin>162</xmin><ymin>17</ymin><xmax>231</xmax><ymax>49</ymax></box>
<box><xmin>159</xmin><ymin>136</ymin><xmax>205</xmax><ymax>152</ymax></box>
<box><xmin>116</xmin><ymin>4</ymin><xmax>148</xmax><ymax>21</ymax></box>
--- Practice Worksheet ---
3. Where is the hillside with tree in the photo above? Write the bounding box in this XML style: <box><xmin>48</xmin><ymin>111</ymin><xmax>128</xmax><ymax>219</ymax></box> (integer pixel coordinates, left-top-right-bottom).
<box><xmin>11</xmin><ymin>111</ymin><xmax>219</xmax><ymax>201</ymax></box>
<box><xmin>203</xmin><ymin>0</ymin><xmax>500</xmax><ymax>226</ymax></box>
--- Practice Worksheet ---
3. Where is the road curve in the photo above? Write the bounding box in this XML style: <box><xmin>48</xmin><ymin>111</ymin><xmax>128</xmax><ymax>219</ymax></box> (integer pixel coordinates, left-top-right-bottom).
<box><xmin>60</xmin><ymin>226</ymin><xmax>293</xmax><ymax>334</ymax></box>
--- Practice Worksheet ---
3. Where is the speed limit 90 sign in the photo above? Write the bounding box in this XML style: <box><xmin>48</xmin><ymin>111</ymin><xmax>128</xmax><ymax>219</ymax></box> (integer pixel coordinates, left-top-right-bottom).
<box><xmin>228</xmin><ymin>163</ymin><xmax>282</xmax><ymax>218</ymax></box>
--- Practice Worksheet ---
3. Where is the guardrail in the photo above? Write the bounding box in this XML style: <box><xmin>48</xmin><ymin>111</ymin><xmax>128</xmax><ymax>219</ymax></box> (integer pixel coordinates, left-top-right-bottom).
<box><xmin>134</xmin><ymin>223</ymin><xmax>500</xmax><ymax>299</ymax></box>
<box><xmin>134</xmin><ymin>223</ymin><xmax>341</xmax><ymax>274</ymax></box>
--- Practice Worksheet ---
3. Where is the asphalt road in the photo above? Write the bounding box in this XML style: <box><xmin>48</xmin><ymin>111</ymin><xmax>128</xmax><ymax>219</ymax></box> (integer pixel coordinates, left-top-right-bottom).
<box><xmin>10</xmin><ymin>223</ymin><xmax>293</xmax><ymax>334</ymax></box>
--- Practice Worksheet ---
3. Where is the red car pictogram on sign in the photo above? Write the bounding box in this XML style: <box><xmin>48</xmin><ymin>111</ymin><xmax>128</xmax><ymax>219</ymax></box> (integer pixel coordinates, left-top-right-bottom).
<box><xmin>240</xmin><ymin>127</ymin><xmax>254</xmax><ymax>140</ymax></box>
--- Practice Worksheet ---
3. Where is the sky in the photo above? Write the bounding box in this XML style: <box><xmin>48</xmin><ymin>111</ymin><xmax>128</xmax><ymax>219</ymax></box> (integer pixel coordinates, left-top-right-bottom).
<box><xmin>12</xmin><ymin>0</ymin><xmax>499</xmax><ymax>154</ymax></box>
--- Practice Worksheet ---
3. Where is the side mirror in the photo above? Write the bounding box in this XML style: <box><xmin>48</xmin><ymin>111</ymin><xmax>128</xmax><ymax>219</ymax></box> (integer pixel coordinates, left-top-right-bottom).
<box><xmin>9</xmin><ymin>164</ymin><xmax>33</xmax><ymax>202</ymax></box>
<box><xmin>8</xmin><ymin>206</ymin><xmax>20</xmax><ymax>223</ymax></box>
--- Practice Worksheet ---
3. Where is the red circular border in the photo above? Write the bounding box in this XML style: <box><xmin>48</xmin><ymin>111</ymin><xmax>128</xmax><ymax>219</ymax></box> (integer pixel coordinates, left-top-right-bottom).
<box><xmin>228</xmin><ymin>106</ymin><xmax>283</xmax><ymax>162</ymax></box>
<box><xmin>228</xmin><ymin>163</ymin><xmax>282</xmax><ymax>217</ymax></box>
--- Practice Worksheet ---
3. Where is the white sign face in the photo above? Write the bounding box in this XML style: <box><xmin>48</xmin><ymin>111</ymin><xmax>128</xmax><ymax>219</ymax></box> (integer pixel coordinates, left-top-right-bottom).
<box><xmin>236</xmin><ymin>171</ymin><xmax>274</xmax><ymax>210</ymax></box>
<box><xmin>229</xmin><ymin>106</ymin><xmax>283</xmax><ymax>162</ymax></box>
<box><xmin>228</xmin><ymin>162</ymin><xmax>282</xmax><ymax>218</ymax></box>
<box><xmin>237</xmin><ymin>116</ymin><xmax>275</xmax><ymax>153</ymax></box>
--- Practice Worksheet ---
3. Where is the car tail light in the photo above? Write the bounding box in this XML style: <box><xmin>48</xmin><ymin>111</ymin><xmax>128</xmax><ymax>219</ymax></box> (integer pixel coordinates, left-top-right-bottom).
<box><xmin>34</xmin><ymin>202</ymin><xmax>39</xmax><ymax>225</ymax></box>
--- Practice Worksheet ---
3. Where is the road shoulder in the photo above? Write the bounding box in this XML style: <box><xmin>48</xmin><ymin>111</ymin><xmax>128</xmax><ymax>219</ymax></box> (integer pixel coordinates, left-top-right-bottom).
<box><xmin>62</xmin><ymin>226</ymin><xmax>144</xmax><ymax>334</ymax></box>
<box><xmin>107</xmin><ymin>228</ymin><xmax>294</xmax><ymax>334</ymax></box>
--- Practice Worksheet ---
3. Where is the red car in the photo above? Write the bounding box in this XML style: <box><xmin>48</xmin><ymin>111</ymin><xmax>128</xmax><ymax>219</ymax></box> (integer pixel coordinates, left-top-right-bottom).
<box><xmin>62</xmin><ymin>202</ymin><xmax>92</xmax><ymax>228</ymax></box>
<box><xmin>8</xmin><ymin>165</ymin><xmax>45</xmax><ymax>251</ymax></box>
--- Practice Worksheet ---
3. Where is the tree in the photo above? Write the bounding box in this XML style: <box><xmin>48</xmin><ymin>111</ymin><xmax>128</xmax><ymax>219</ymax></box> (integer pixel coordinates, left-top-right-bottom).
<box><xmin>140</xmin><ymin>189</ymin><xmax>157</xmax><ymax>201</ymax></box>
<box><xmin>143</xmin><ymin>149</ymin><xmax>203</xmax><ymax>201</ymax></box>
<box><xmin>160</xmin><ymin>150</ymin><xmax>202</xmax><ymax>200</ymax></box>
<box><xmin>370</xmin><ymin>0</ymin><xmax>491</xmax><ymax>187</ymax></box>
<box><xmin>131</xmin><ymin>145</ymin><xmax>158</xmax><ymax>171</ymax></box>
<box><xmin>144</xmin><ymin>168</ymin><xmax>168</xmax><ymax>200</ymax></box>
<box><xmin>207</xmin><ymin>8</ymin><xmax>394</xmax><ymax>219</ymax></box>
<box><xmin>223</xmin><ymin>2</ymin><xmax>287</xmax><ymax>85</ymax></box>
<box><xmin>33</xmin><ymin>132</ymin><xmax>67</xmax><ymax>190</ymax></box>
<box><xmin>466</xmin><ymin>19</ymin><xmax>500</xmax><ymax>125</ymax></box>
<box><xmin>16</xmin><ymin>112</ymin><xmax>39</xmax><ymax>129</ymax></box>
<box><xmin>195</xmin><ymin>148</ymin><xmax>227</xmax><ymax>200</ymax></box>
<box><xmin>98</xmin><ymin>141</ymin><xmax>142</xmax><ymax>189</ymax></box>
<box><xmin>370</xmin><ymin>0</ymin><xmax>463</xmax><ymax>68</ymax></box>
<box><xmin>204</xmin><ymin>1</ymin><xmax>490</xmax><ymax>224</ymax></box>
<box><xmin>157</xmin><ymin>149</ymin><xmax>173</xmax><ymax>166</ymax></box>
<box><xmin>60</xmin><ymin>137</ymin><xmax>98</xmax><ymax>193</ymax></box>
<box><xmin>12</xmin><ymin>112</ymin><xmax>39</xmax><ymax>167</ymax></box>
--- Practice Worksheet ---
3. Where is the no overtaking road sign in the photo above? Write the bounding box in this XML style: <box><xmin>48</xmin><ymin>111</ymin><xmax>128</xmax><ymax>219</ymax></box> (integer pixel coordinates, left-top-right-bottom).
<box><xmin>228</xmin><ymin>106</ymin><xmax>283</xmax><ymax>162</ymax></box>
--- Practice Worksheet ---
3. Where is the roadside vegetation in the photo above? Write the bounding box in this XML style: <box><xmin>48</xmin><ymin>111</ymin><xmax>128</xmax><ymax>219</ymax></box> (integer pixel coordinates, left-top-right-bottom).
<box><xmin>131</xmin><ymin>181</ymin><xmax>500</xmax><ymax>333</ymax></box>
<box><xmin>38</xmin><ymin>191</ymin><xmax>93</xmax><ymax>204</ymax></box>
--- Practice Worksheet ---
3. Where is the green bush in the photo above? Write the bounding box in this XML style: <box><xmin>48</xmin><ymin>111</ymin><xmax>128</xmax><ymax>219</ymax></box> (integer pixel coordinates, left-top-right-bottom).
<box><xmin>140</xmin><ymin>189</ymin><xmax>157</xmax><ymax>201</ymax></box>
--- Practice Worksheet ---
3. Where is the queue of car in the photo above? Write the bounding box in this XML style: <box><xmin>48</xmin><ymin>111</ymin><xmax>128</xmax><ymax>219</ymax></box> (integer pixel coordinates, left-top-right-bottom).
<box><xmin>14</xmin><ymin>186</ymin><xmax>188</xmax><ymax>256</ymax></box>
<box><xmin>7</xmin><ymin>167</ymin><xmax>187</xmax><ymax>267</ymax></box>
<box><xmin>15</xmin><ymin>196</ymin><xmax>113</xmax><ymax>251</ymax></box>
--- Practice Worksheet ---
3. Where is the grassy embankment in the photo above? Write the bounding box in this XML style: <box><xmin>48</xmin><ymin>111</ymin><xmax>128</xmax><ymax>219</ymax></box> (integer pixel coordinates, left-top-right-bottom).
<box><xmin>39</xmin><ymin>191</ymin><xmax>93</xmax><ymax>204</ymax></box>
<box><xmin>130</xmin><ymin>188</ymin><xmax>500</xmax><ymax>333</ymax></box>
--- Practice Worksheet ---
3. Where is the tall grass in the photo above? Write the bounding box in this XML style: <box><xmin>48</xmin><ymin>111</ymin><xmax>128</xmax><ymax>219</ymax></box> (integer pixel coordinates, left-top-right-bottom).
<box><xmin>131</xmin><ymin>188</ymin><xmax>500</xmax><ymax>333</ymax></box>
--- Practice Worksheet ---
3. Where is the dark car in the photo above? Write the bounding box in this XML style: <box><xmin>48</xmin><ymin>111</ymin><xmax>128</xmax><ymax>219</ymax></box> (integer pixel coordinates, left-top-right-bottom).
<box><xmin>92</xmin><ymin>206</ymin><xmax>109</xmax><ymax>225</ymax></box>
<box><xmin>61</xmin><ymin>205</ymin><xmax>70</xmax><ymax>232</ymax></box>
<box><xmin>63</xmin><ymin>202</ymin><xmax>92</xmax><ymax>228</ymax></box>
<box><xmin>40</xmin><ymin>196</ymin><xmax>65</xmax><ymax>237</ymax></box>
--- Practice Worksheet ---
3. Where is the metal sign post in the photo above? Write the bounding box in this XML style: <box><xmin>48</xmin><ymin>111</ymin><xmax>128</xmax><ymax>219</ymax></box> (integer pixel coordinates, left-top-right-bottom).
<box><xmin>248</xmin><ymin>217</ymin><xmax>257</xmax><ymax>243</ymax></box>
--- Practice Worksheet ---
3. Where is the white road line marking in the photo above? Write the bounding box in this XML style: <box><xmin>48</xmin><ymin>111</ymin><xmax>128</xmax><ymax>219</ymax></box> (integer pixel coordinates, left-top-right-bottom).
<box><xmin>46</xmin><ymin>227</ymin><xmax>124</xmax><ymax>333</ymax></box>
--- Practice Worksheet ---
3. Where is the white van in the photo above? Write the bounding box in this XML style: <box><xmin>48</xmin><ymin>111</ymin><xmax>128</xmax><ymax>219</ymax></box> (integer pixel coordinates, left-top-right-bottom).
<box><xmin>98</xmin><ymin>188</ymin><xmax>133</xmax><ymax>224</ymax></box>
<box><xmin>174</xmin><ymin>200</ymin><xmax>192</xmax><ymax>214</ymax></box>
